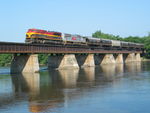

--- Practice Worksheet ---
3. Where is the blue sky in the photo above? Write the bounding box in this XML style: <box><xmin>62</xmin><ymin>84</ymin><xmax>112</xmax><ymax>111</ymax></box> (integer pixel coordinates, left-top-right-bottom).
<box><xmin>0</xmin><ymin>0</ymin><xmax>150</xmax><ymax>42</ymax></box>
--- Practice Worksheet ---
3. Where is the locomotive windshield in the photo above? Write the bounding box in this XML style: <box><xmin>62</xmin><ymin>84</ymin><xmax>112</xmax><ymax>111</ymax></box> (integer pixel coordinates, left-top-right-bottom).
<box><xmin>53</xmin><ymin>33</ymin><xmax>61</xmax><ymax>36</ymax></box>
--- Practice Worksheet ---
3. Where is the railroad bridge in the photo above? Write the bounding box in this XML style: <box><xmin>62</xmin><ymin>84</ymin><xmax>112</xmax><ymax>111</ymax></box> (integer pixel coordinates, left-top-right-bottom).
<box><xmin>0</xmin><ymin>42</ymin><xmax>142</xmax><ymax>73</ymax></box>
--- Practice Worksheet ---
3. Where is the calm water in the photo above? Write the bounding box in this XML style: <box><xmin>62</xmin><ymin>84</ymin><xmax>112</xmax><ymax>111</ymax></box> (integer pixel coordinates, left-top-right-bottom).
<box><xmin>0</xmin><ymin>62</ymin><xmax>150</xmax><ymax>113</ymax></box>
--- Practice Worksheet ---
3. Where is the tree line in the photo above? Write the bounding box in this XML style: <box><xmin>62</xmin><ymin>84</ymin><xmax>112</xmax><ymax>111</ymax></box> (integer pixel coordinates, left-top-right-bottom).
<box><xmin>0</xmin><ymin>30</ymin><xmax>150</xmax><ymax>66</ymax></box>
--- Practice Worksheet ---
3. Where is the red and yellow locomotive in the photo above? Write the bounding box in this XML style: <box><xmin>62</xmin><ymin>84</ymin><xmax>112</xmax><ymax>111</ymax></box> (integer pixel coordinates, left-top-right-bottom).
<box><xmin>26</xmin><ymin>28</ymin><xmax>62</xmax><ymax>43</ymax></box>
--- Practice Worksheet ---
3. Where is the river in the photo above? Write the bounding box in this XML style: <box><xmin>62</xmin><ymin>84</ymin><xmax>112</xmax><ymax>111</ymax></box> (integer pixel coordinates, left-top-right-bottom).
<box><xmin>0</xmin><ymin>62</ymin><xmax>150</xmax><ymax>113</ymax></box>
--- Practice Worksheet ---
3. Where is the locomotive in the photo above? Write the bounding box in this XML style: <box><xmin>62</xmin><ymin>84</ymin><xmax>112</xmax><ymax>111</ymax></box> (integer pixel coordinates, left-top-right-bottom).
<box><xmin>25</xmin><ymin>28</ymin><xmax>144</xmax><ymax>50</ymax></box>
<box><xmin>26</xmin><ymin>29</ymin><xmax>62</xmax><ymax>43</ymax></box>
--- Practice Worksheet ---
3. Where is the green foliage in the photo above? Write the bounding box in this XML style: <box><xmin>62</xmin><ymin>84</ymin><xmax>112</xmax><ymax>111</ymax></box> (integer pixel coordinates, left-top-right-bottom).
<box><xmin>92</xmin><ymin>30</ymin><xmax>122</xmax><ymax>40</ymax></box>
<box><xmin>123</xmin><ymin>36</ymin><xmax>145</xmax><ymax>43</ymax></box>
<box><xmin>0</xmin><ymin>54</ymin><xmax>12</xmax><ymax>66</ymax></box>
<box><xmin>143</xmin><ymin>36</ymin><xmax>150</xmax><ymax>58</ymax></box>
<box><xmin>38</xmin><ymin>54</ymin><xmax>49</xmax><ymax>65</ymax></box>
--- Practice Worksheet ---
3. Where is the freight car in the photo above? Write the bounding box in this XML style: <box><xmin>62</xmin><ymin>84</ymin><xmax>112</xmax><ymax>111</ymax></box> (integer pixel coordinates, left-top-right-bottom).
<box><xmin>85</xmin><ymin>37</ymin><xmax>101</xmax><ymax>45</ymax></box>
<box><xmin>62</xmin><ymin>33</ymin><xmax>86</xmax><ymax>45</ymax></box>
<box><xmin>85</xmin><ymin>36</ymin><xmax>112</xmax><ymax>47</ymax></box>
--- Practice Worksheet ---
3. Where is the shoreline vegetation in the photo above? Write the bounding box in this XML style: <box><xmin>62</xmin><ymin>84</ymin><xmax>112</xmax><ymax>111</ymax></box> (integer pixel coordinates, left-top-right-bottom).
<box><xmin>141</xmin><ymin>58</ymin><xmax>150</xmax><ymax>61</ymax></box>
<box><xmin>0</xmin><ymin>30</ymin><xmax>150</xmax><ymax>67</ymax></box>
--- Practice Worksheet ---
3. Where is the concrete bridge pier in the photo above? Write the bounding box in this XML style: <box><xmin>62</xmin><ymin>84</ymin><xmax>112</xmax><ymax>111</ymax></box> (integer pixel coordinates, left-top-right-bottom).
<box><xmin>135</xmin><ymin>53</ymin><xmax>141</xmax><ymax>62</ymax></box>
<box><xmin>82</xmin><ymin>54</ymin><xmax>95</xmax><ymax>67</ymax></box>
<box><xmin>124</xmin><ymin>53</ymin><xmax>135</xmax><ymax>63</ymax></box>
<box><xmin>48</xmin><ymin>54</ymin><xmax>79</xmax><ymax>70</ymax></box>
<box><xmin>11</xmin><ymin>54</ymin><xmax>39</xmax><ymax>74</ymax></box>
<box><xmin>100</xmin><ymin>54</ymin><xmax>116</xmax><ymax>65</ymax></box>
<box><xmin>115</xmin><ymin>54</ymin><xmax>123</xmax><ymax>64</ymax></box>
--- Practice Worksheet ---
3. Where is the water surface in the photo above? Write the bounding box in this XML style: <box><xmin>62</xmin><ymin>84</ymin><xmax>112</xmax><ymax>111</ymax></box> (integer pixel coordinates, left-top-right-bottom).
<box><xmin>0</xmin><ymin>62</ymin><xmax>150</xmax><ymax>113</ymax></box>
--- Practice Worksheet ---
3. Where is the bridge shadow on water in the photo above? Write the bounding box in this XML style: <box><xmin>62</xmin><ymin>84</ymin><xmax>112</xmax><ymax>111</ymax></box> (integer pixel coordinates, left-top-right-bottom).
<box><xmin>0</xmin><ymin>62</ymin><xmax>143</xmax><ymax>112</ymax></box>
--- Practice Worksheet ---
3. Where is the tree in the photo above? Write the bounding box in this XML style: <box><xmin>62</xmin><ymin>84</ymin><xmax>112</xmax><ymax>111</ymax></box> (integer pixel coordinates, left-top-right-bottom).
<box><xmin>92</xmin><ymin>30</ymin><xmax>122</xmax><ymax>40</ymax></box>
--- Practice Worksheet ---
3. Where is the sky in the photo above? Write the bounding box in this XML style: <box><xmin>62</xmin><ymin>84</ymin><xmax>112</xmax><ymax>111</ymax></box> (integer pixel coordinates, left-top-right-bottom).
<box><xmin>0</xmin><ymin>0</ymin><xmax>150</xmax><ymax>42</ymax></box>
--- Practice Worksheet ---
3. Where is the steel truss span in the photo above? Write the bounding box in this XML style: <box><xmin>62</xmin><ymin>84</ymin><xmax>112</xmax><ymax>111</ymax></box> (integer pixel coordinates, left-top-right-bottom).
<box><xmin>0</xmin><ymin>42</ymin><xmax>142</xmax><ymax>54</ymax></box>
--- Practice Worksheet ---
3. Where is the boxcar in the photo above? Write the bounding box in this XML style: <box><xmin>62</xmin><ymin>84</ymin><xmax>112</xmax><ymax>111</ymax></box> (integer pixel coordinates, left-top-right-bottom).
<box><xmin>62</xmin><ymin>33</ymin><xmax>86</xmax><ymax>44</ymax></box>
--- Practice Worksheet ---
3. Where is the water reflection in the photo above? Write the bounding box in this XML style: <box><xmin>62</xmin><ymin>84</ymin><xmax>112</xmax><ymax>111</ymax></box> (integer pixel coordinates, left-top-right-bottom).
<box><xmin>98</xmin><ymin>64</ymin><xmax>122</xmax><ymax>85</ymax></box>
<box><xmin>115</xmin><ymin>64</ymin><xmax>124</xmax><ymax>77</ymax></box>
<box><xmin>12</xmin><ymin>74</ymin><xmax>27</xmax><ymax>93</ymax></box>
<box><xmin>28</xmin><ymin>72</ymin><xmax>64</xmax><ymax>113</ymax></box>
<box><xmin>125</xmin><ymin>62</ymin><xmax>142</xmax><ymax>75</ymax></box>
<box><xmin>100</xmin><ymin>64</ymin><xmax>117</xmax><ymax>82</ymax></box>
<box><xmin>58</xmin><ymin>69</ymin><xmax>79</xmax><ymax>88</ymax></box>
<box><xmin>0</xmin><ymin>75</ymin><xmax>14</xmax><ymax>107</ymax></box>
<box><xmin>136</xmin><ymin>62</ymin><xmax>142</xmax><ymax>72</ymax></box>
<box><xmin>0</xmin><ymin>62</ymin><xmax>144</xmax><ymax>113</ymax></box>
<box><xmin>83</xmin><ymin>67</ymin><xmax>95</xmax><ymax>82</ymax></box>
<box><xmin>22</xmin><ymin>73</ymin><xmax>40</xmax><ymax>96</ymax></box>
<box><xmin>10</xmin><ymin>72</ymin><xmax>62</xmax><ymax>112</ymax></box>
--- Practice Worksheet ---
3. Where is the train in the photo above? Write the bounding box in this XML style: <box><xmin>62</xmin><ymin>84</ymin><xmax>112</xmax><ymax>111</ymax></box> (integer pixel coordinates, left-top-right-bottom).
<box><xmin>25</xmin><ymin>28</ymin><xmax>144</xmax><ymax>50</ymax></box>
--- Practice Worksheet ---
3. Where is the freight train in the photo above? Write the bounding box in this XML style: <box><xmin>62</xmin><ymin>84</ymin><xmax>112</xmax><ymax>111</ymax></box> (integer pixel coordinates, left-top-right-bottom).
<box><xmin>25</xmin><ymin>28</ymin><xmax>144</xmax><ymax>50</ymax></box>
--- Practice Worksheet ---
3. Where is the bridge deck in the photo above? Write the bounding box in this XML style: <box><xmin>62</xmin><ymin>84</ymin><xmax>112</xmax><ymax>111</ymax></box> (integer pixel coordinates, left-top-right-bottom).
<box><xmin>0</xmin><ymin>42</ymin><xmax>142</xmax><ymax>54</ymax></box>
